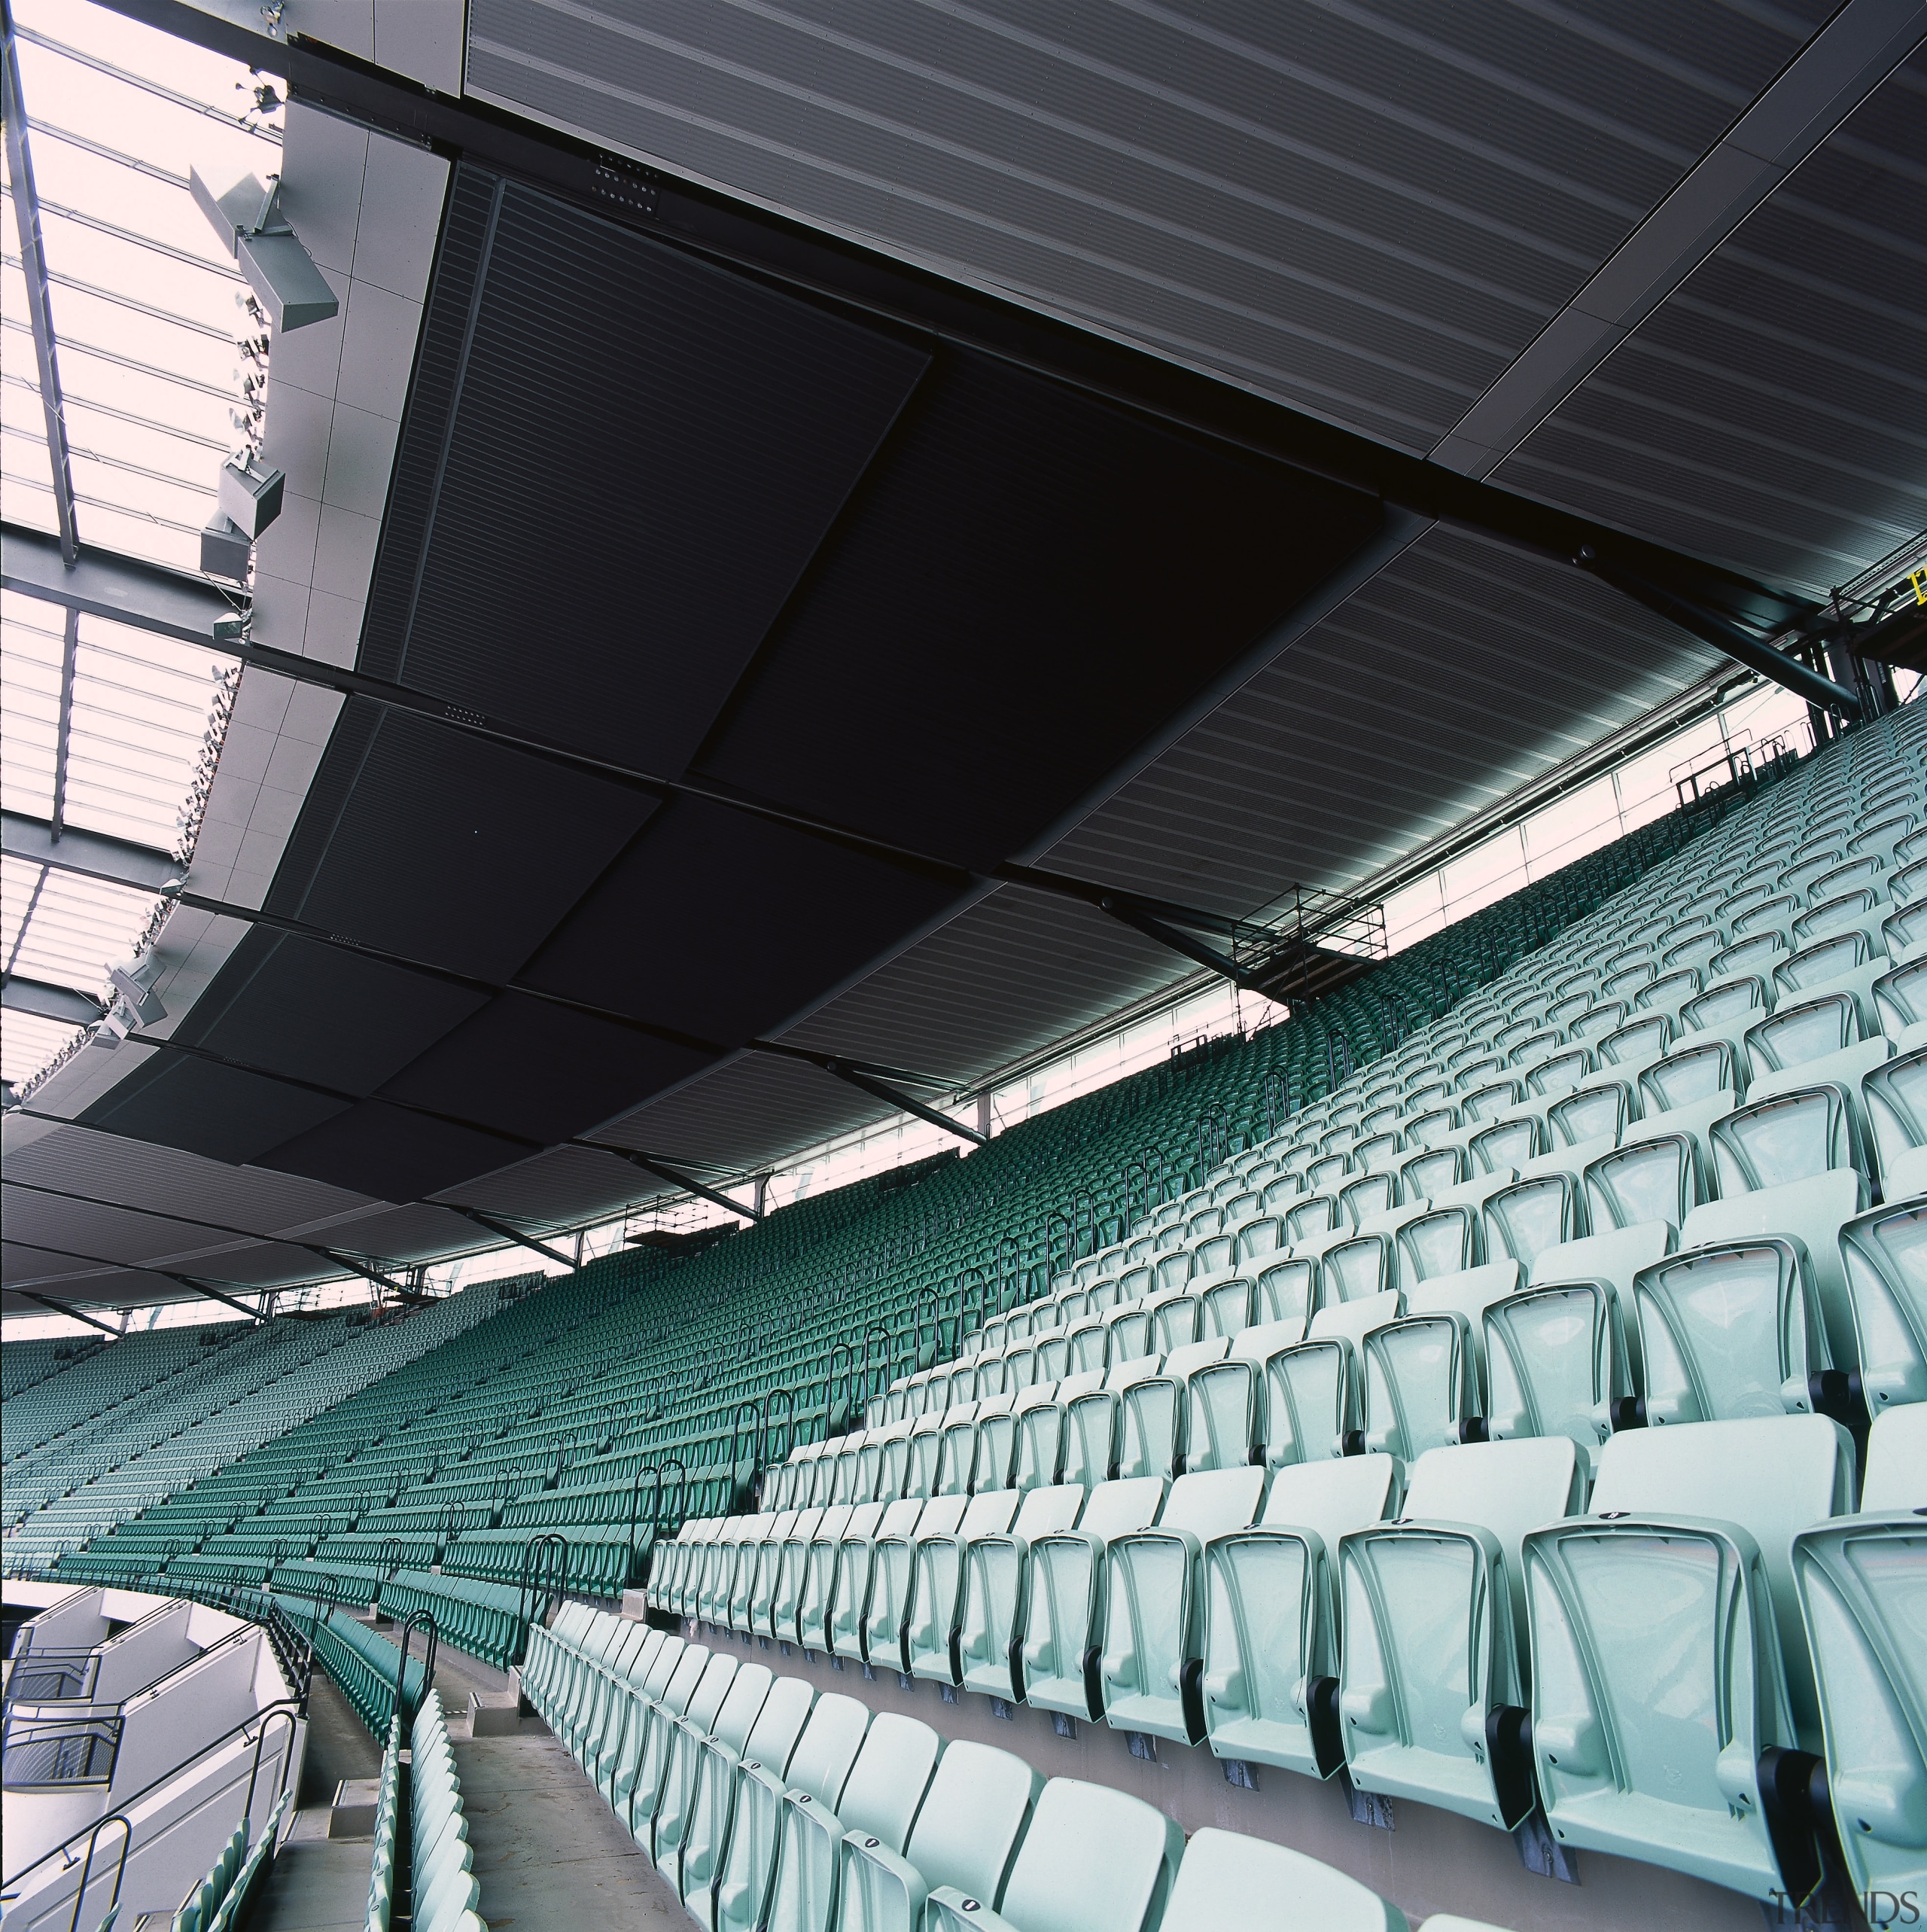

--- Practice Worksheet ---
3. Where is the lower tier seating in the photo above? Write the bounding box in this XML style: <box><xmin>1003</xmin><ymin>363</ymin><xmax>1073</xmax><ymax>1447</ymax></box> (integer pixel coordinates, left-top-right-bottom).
<box><xmin>519</xmin><ymin>1606</ymin><xmax>1414</xmax><ymax>1930</ymax></box>
<box><xmin>647</xmin><ymin>1403</ymin><xmax>1923</xmax><ymax>1909</ymax></box>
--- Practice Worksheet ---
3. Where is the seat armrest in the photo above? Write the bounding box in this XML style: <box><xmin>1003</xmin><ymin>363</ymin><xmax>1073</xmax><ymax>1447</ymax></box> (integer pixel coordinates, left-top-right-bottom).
<box><xmin>837</xmin><ymin>1830</ymin><xmax>928</xmax><ymax>1932</ymax></box>
<box><xmin>926</xmin><ymin>1885</ymin><xmax>1021</xmax><ymax>1932</ymax></box>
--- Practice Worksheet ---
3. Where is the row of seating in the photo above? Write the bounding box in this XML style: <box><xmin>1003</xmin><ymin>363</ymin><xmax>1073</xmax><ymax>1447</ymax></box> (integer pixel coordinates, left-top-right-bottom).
<box><xmin>378</xmin><ymin>1570</ymin><xmax>530</xmax><ymax>1671</ymax></box>
<box><xmin>298</xmin><ymin>1600</ymin><xmax>429</xmax><ymax>1735</ymax></box>
<box><xmin>648</xmin><ymin>1405</ymin><xmax>1921</xmax><ymax>1907</ymax></box>
<box><xmin>364</xmin><ymin>1714</ymin><xmax>403</xmax><ymax>1932</ymax></box>
<box><xmin>170</xmin><ymin>1791</ymin><xmax>291</xmax><ymax>1932</ymax></box>
<box><xmin>753</xmin><ymin>1190</ymin><xmax>1919</xmax><ymax>1542</ymax></box>
<box><xmin>520</xmin><ymin>1605</ymin><xmax>1471</xmax><ymax>1930</ymax></box>
<box><xmin>410</xmin><ymin>1691</ymin><xmax>489</xmax><ymax>1932</ymax></box>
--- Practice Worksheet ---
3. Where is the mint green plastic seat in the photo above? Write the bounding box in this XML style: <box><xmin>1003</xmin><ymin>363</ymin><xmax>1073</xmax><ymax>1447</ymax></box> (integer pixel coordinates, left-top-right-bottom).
<box><xmin>1584</xmin><ymin>1130</ymin><xmax>1704</xmax><ymax>1236</ymax></box>
<box><xmin>957</xmin><ymin>1483</ymin><xmax>1085</xmax><ymax>1704</ymax></box>
<box><xmin>1182</xmin><ymin>1319</ymin><xmax>1301</xmax><ymax>1473</ymax></box>
<box><xmin>1117</xmin><ymin>1338</ymin><xmax>1227</xmax><ymax>1480</ymax></box>
<box><xmin>1362</xmin><ymin>1263</ymin><xmax>1518</xmax><ymax>1460</ymax></box>
<box><xmin>1633</xmin><ymin>1237</ymin><xmax>1834</xmax><ymax>1426</ymax></box>
<box><xmin>799</xmin><ymin>1506</ymin><xmax>857</xmax><ymax>1651</ymax></box>
<box><xmin>1341</xmin><ymin>1435</ymin><xmax>1582</xmax><ymax>1830</ymax></box>
<box><xmin>715</xmin><ymin>1694</ymin><xmax>870</xmax><ymax>1932</ymax></box>
<box><xmin>924</xmin><ymin>1778</ymin><xmax>1183</xmax><ymax>1932</ymax></box>
<box><xmin>1201</xmin><ymin>1453</ymin><xmax>1400</xmax><ymax>1777</ymax></box>
<box><xmin>833</xmin><ymin>1740</ymin><xmax>1042</xmax><ymax>1932</ymax></box>
<box><xmin>635</xmin><ymin>1650</ymin><xmax>736</xmax><ymax>1846</ymax></box>
<box><xmin>1862</xmin><ymin>1049</ymin><xmax>1927</xmax><ymax>1198</ymax></box>
<box><xmin>657</xmin><ymin>1660</ymin><xmax>771</xmax><ymax>1885</ymax></box>
<box><xmin>1527</xmin><ymin>1223</ymin><xmax>1670</xmax><ymax>1391</ymax></box>
<box><xmin>682</xmin><ymin>1675</ymin><xmax>815</xmax><ymax>1921</ymax></box>
<box><xmin>906</xmin><ymin>1489</ymin><xmax>1021</xmax><ymax>1684</ymax></box>
<box><xmin>866</xmin><ymin>1496</ymin><xmax>964</xmax><ymax>1675</ymax></box>
<box><xmin>767</xmin><ymin>1714</ymin><xmax>939</xmax><ymax>1932</ymax></box>
<box><xmin>1021</xmin><ymin>1476</ymin><xmax>1166</xmax><ymax>1721</ymax></box>
<box><xmin>823</xmin><ymin>1502</ymin><xmax>888</xmax><ymax>1663</ymax></box>
<box><xmin>607</xmin><ymin>1637</ymin><xmax>698</xmax><ymax>1823</ymax></box>
<box><xmin>1524</xmin><ymin>1415</ymin><xmax>1854</xmax><ymax>1902</ymax></box>
<box><xmin>1484</xmin><ymin>1280</ymin><xmax>1628</xmax><ymax>1477</ymax></box>
<box><xmin>1162</xmin><ymin>1830</ymin><xmax>1408</xmax><ymax>1932</ymax></box>
<box><xmin>1683</xmin><ymin>1171</ymin><xmax>1869</xmax><ymax>1372</ymax></box>
<box><xmin>1099</xmin><ymin>1465</ymin><xmax>1267</xmax><ymax>1744</ymax></box>
<box><xmin>1792</xmin><ymin>1403</ymin><xmax>1927</xmax><ymax>1909</ymax></box>
<box><xmin>1481</xmin><ymin>1175</ymin><xmax>1577</xmax><ymax>1272</ymax></box>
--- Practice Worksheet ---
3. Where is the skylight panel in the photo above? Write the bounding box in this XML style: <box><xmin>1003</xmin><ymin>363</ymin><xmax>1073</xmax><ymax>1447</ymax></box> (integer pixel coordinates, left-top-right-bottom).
<box><xmin>0</xmin><ymin>1009</ymin><xmax>84</xmax><ymax>1087</ymax></box>
<box><xmin>62</xmin><ymin>614</ymin><xmax>229</xmax><ymax>849</ymax></box>
<box><xmin>0</xmin><ymin>856</ymin><xmax>154</xmax><ymax>996</ymax></box>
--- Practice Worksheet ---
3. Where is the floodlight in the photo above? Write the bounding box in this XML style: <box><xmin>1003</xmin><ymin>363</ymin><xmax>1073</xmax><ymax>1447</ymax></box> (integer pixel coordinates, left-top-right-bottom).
<box><xmin>108</xmin><ymin>967</ymin><xmax>167</xmax><ymax>1029</ymax></box>
<box><xmin>190</xmin><ymin>165</ymin><xmax>338</xmax><ymax>332</ymax></box>
<box><xmin>200</xmin><ymin>514</ymin><xmax>252</xmax><ymax>582</ymax></box>
<box><xmin>218</xmin><ymin>453</ymin><xmax>284</xmax><ymax>538</ymax></box>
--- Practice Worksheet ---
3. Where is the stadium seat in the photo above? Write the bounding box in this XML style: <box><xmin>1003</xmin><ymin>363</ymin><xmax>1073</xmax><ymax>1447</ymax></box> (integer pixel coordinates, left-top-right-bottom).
<box><xmin>1201</xmin><ymin>1453</ymin><xmax>1401</xmax><ymax>1775</ymax></box>
<box><xmin>833</xmin><ymin>1738</ymin><xmax>1043</xmax><ymax>1932</ymax></box>
<box><xmin>1341</xmin><ymin>1436</ymin><xmax>1582</xmax><ymax>1830</ymax></box>
<box><xmin>716</xmin><ymin>1693</ymin><xmax>871</xmax><ymax>1932</ymax></box>
<box><xmin>1792</xmin><ymin>1403</ymin><xmax>1927</xmax><ymax>1909</ymax></box>
<box><xmin>1524</xmin><ymin>1415</ymin><xmax>1854</xmax><ymax>1900</ymax></box>
<box><xmin>1161</xmin><ymin>1830</ymin><xmax>1409</xmax><ymax>1932</ymax></box>
<box><xmin>1021</xmin><ymin>1476</ymin><xmax>1167</xmax><ymax>1721</ymax></box>
<box><xmin>769</xmin><ymin>1713</ymin><xmax>941</xmax><ymax>1932</ymax></box>
<box><xmin>1098</xmin><ymin>1464</ymin><xmax>1268</xmax><ymax>1743</ymax></box>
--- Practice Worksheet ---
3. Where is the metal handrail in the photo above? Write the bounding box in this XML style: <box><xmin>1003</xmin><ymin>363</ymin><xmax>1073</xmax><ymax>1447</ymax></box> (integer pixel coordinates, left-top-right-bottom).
<box><xmin>392</xmin><ymin>1611</ymin><xmax>437</xmax><ymax>1729</ymax></box>
<box><xmin>2</xmin><ymin>1693</ymin><xmax>305</xmax><ymax>1892</ymax></box>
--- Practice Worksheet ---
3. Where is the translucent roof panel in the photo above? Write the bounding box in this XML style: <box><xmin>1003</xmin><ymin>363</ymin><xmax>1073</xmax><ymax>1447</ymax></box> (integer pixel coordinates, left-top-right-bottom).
<box><xmin>2</xmin><ymin>855</ymin><xmax>157</xmax><ymax>997</ymax></box>
<box><xmin>0</xmin><ymin>134</ymin><xmax>62</xmax><ymax>538</ymax></box>
<box><xmin>65</xmin><ymin>612</ymin><xmax>229</xmax><ymax>849</ymax></box>
<box><xmin>7</xmin><ymin>0</ymin><xmax>279</xmax><ymax>572</ymax></box>
<box><xmin>0</xmin><ymin>589</ymin><xmax>63</xmax><ymax>821</ymax></box>
<box><xmin>0</xmin><ymin>1008</ymin><xmax>84</xmax><ymax>1087</ymax></box>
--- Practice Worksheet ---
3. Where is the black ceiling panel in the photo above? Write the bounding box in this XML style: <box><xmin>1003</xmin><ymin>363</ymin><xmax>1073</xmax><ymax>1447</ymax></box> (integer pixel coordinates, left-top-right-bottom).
<box><xmin>693</xmin><ymin>349</ymin><xmax>1381</xmax><ymax>870</ymax></box>
<box><xmin>360</xmin><ymin>166</ymin><xmax>933</xmax><ymax>777</ymax></box>
<box><xmin>518</xmin><ymin>796</ymin><xmax>960</xmax><ymax>1048</ymax></box>
<box><xmin>81</xmin><ymin>1056</ymin><xmax>350</xmax><ymax>1168</ymax></box>
<box><xmin>169</xmin><ymin>929</ymin><xmax>489</xmax><ymax>1096</ymax></box>
<box><xmin>264</xmin><ymin>701</ymin><xmax>657</xmax><ymax>983</ymax></box>
<box><xmin>377</xmin><ymin>992</ymin><xmax>718</xmax><ymax>1144</ymax></box>
<box><xmin>254</xmin><ymin>1101</ymin><xmax>532</xmax><ymax>1202</ymax></box>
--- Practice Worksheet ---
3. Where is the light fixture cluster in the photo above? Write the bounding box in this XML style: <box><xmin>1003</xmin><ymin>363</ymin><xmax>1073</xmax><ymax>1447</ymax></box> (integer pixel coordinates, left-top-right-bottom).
<box><xmin>173</xmin><ymin>660</ymin><xmax>245</xmax><ymax>864</ymax></box>
<box><xmin>191</xmin><ymin>147</ymin><xmax>333</xmax><ymax>583</ymax></box>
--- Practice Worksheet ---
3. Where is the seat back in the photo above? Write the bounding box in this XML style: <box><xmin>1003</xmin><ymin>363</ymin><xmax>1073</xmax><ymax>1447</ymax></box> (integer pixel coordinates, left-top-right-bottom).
<box><xmin>897</xmin><ymin>1739</ymin><xmax>1043</xmax><ymax>1908</ymax></box>
<box><xmin>1840</xmin><ymin>1202</ymin><xmax>1927</xmax><ymax>1416</ymax></box>
<box><xmin>1161</xmin><ymin>1830</ymin><xmax>1403</xmax><ymax>1932</ymax></box>
<box><xmin>990</xmin><ymin>1780</ymin><xmax>1184</xmax><ymax>1932</ymax></box>
<box><xmin>784</xmin><ymin>1692</ymin><xmax>872</xmax><ymax>1808</ymax></box>
<box><xmin>1635</xmin><ymin>1239</ymin><xmax>1831</xmax><ymax>1426</ymax></box>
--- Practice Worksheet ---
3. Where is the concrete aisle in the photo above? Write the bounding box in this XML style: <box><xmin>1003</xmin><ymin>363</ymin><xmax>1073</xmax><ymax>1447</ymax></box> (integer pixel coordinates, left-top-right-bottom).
<box><xmin>252</xmin><ymin>1673</ymin><xmax>385</xmax><ymax>1932</ymax></box>
<box><xmin>451</xmin><ymin>1712</ymin><xmax>684</xmax><ymax>1928</ymax></box>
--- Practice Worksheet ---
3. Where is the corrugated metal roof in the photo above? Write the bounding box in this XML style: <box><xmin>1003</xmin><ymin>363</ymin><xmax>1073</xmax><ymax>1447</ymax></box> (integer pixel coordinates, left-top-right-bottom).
<box><xmin>464</xmin><ymin>0</ymin><xmax>1826</xmax><ymax>450</ymax></box>
<box><xmin>1034</xmin><ymin>523</ymin><xmax>1718</xmax><ymax>915</ymax></box>
<box><xmin>1491</xmin><ymin>49</ymin><xmax>1927</xmax><ymax>594</ymax></box>
<box><xmin>779</xmin><ymin>884</ymin><xmax>1183</xmax><ymax>1087</ymax></box>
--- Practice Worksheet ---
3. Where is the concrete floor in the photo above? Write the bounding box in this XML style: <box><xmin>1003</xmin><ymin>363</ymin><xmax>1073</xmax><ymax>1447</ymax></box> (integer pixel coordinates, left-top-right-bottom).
<box><xmin>254</xmin><ymin>1637</ymin><xmax>686</xmax><ymax>1932</ymax></box>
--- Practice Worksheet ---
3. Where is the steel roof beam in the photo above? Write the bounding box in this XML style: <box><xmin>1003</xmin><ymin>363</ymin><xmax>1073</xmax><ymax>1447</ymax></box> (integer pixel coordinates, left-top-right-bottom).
<box><xmin>2</xmin><ymin>20</ymin><xmax>78</xmax><ymax>563</ymax></box>
<box><xmin>2</xmin><ymin>975</ymin><xmax>104</xmax><ymax>1026</ymax></box>
<box><xmin>13</xmin><ymin>1289</ymin><xmax>122</xmax><ymax>1336</ymax></box>
<box><xmin>442</xmin><ymin>1205</ymin><xmax>579</xmax><ymax>1271</ymax></box>
<box><xmin>1578</xmin><ymin>553</ymin><xmax>1863</xmax><ymax>721</ymax></box>
<box><xmin>582</xmin><ymin>1144</ymin><xmax>761</xmax><ymax>1222</ymax></box>
<box><xmin>47</xmin><ymin>607</ymin><xmax>79</xmax><ymax>840</ymax></box>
